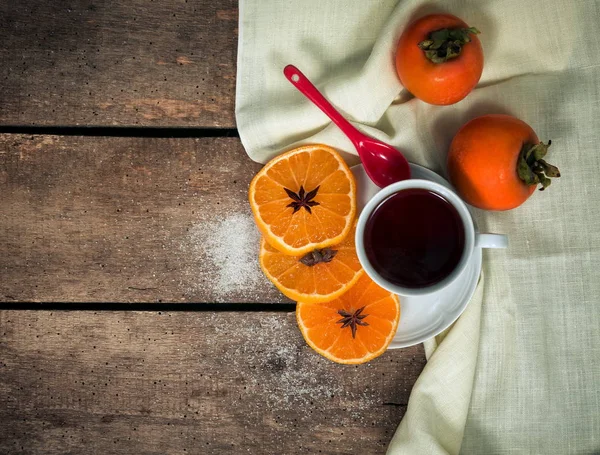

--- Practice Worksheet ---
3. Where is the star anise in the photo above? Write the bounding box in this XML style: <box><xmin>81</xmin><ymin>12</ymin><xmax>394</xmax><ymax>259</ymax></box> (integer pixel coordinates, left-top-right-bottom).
<box><xmin>284</xmin><ymin>185</ymin><xmax>320</xmax><ymax>214</ymax></box>
<box><xmin>337</xmin><ymin>306</ymin><xmax>369</xmax><ymax>339</ymax></box>
<box><xmin>299</xmin><ymin>248</ymin><xmax>338</xmax><ymax>266</ymax></box>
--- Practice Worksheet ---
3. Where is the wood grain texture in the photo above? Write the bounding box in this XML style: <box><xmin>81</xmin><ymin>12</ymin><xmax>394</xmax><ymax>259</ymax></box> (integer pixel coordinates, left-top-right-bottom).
<box><xmin>0</xmin><ymin>134</ymin><xmax>287</xmax><ymax>303</ymax></box>
<box><xmin>0</xmin><ymin>0</ymin><xmax>237</xmax><ymax>127</ymax></box>
<box><xmin>0</xmin><ymin>311</ymin><xmax>426</xmax><ymax>454</ymax></box>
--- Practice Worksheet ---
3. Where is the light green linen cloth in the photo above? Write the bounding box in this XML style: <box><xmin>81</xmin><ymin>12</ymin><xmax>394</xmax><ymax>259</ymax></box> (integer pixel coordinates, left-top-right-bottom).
<box><xmin>236</xmin><ymin>0</ymin><xmax>600</xmax><ymax>453</ymax></box>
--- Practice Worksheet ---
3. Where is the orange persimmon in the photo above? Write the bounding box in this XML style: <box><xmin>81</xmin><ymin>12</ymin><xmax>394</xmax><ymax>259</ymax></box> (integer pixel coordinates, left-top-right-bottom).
<box><xmin>395</xmin><ymin>14</ymin><xmax>483</xmax><ymax>105</ymax></box>
<box><xmin>447</xmin><ymin>114</ymin><xmax>561</xmax><ymax>211</ymax></box>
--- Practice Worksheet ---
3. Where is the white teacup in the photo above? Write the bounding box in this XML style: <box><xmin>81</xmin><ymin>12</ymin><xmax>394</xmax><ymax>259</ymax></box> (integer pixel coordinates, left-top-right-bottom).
<box><xmin>355</xmin><ymin>179</ymin><xmax>507</xmax><ymax>297</ymax></box>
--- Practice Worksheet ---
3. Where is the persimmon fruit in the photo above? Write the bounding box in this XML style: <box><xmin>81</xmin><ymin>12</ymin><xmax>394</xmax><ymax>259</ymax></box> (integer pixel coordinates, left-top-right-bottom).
<box><xmin>395</xmin><ymin>14</ymin><xmax>483</xmax><ymax>105</ymax></box>
<box><xmin>447</xmin><ymin>114</ymin><xmax>561</xmax><ymax>211</ymax></box>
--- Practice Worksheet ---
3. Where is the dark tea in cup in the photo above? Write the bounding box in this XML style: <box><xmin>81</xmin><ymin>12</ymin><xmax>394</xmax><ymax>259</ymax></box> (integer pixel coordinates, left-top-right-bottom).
<box><xmin>363</xmin><ymin>189</ymin><xmax>465</xmax><ymax>288</ymax></box>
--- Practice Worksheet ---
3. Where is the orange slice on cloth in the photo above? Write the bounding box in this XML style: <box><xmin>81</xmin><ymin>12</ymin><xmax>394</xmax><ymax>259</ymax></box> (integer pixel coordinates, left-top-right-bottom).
<box><xmin>296</xmin><ymin>273</ymin><xmax>400</xmax><ymax>364</ymax></box>
<box><xmin>249</xmin><ymin>144</ymin><xmax>356</xmax><ymax>256</ymax></box>
<box><xmin>259</xmin><ymin>223</ymin><xmax>364</xmax><ymax>304</ymax></box>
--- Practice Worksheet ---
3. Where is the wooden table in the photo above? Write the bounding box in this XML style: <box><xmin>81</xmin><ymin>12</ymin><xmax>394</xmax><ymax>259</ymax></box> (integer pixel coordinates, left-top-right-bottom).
<box><xmin>0</xmin><ymin>2</ymin><xmax>426</xmax><ymax>453</ymax></box>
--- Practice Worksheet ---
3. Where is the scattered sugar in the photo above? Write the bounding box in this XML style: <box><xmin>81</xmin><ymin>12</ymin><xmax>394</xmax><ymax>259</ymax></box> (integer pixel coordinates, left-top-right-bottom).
<box><xmin>178</xmin><ymin>214</ymin><xmax>383</xmax><ymax>416</ymax></box>
<box><xmin>208</xmin><ymin>314</ymin><xmax>347</xmax><ymax>409</ymax></box>
<box><xmin>196</xmin><ymin>212</ymin><xmax>261</xmax><ymax>293</ymax></box>
<box><xmin>181</xmin><ymin>211</ymin><xmax>275</xmax><ymax>301</ymax></box>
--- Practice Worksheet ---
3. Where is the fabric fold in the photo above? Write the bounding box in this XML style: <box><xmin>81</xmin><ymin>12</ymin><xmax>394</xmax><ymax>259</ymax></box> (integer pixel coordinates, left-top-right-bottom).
<box><xmin>387</xmin><ymin>278</ymin><xmax>483</xmax><ymax>454</ymax></box>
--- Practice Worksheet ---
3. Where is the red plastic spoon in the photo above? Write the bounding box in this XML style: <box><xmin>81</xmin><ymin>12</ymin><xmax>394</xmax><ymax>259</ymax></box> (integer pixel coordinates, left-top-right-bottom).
<box><xmin>284</xmin><ymin>65</ymin><xmax>410</xmax><ymax>187</ymax></box>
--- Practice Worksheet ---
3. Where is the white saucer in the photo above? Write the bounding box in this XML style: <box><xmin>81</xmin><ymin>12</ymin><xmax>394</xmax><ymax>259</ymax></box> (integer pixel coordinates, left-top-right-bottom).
<box><xmin>351</xmin><ymin>164</ymin><xmax>482</xmax><ymax>349</ymax></box>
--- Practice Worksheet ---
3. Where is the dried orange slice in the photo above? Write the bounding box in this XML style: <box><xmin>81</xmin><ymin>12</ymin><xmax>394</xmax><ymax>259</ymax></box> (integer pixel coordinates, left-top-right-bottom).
<box><xmin>259</xmin><ymin>223</ymin><xmax>363</xmax><ymax>304</ymax></box>
<box><xmin>249</xmin><ymin>144</ymin><xmax>356</xmax><ymax>256</ymax></box>
<box><xmin>296</xmin><ymin>273</ymin><xmax>400</xmax><ymax>364</ymax></box>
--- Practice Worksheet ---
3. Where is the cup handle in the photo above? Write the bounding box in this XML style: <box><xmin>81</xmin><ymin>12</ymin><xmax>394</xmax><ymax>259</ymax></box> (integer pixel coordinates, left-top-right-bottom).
<box><xmin>475</xmin><ymin>233</ymin><xmax>508</xmax><ymax>249</ymax></box>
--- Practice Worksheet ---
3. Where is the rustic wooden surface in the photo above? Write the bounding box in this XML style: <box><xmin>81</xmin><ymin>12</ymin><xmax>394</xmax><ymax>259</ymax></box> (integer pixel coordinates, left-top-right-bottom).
<box><xmin>0</xmin><ymin>1</ymin><xmax>428</xmax><ymax>452</ymax></box>
<box><xmin>0</xmin><ymin>311</ymin><xmax>426</xmax><ymax>454</ymax></box>
<box><xmin>0</xmin><ymin>0</ymin><xmax>237</xmax><ymax>127</ymax></box>
<box><xmin>0</xmin><ymin>134</ymin><xmax>288</xmax><ymax>304</ymax></box>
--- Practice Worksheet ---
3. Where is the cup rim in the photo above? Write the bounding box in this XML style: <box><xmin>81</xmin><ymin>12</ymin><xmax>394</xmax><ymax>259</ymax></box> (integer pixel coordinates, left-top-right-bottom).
<box><xmin>355</xmin><ymin>179</ymin><xmax>475</xmax><ymax>297</ymax></box>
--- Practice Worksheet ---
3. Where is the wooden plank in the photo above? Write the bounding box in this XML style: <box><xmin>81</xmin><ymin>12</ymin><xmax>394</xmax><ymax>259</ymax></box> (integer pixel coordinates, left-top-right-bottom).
<box><xmin>0</xmin><ymin>0</ymin><xmax>237</xmax><ymax>127</ymax></box>
<box><xmin>0</xmin><ymin>134</ymin><xmax>287</xmax><ymax>303</ymax></box>
<box><xmin>0</xmin><ymin>311</ymin><xmax>426</xmax><ymax>454</ymax></box>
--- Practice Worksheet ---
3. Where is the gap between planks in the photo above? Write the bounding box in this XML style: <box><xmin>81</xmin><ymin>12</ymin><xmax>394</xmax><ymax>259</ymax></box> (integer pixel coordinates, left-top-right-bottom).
<box><xmin>0</xmin><ymin>302</ymin><xmax>296</xmax><ymax>312</ymax></box>
<box><xmin>0</xmin><ymin>126</ymin><xmax>239</xmax><ymax>138</ymax></box>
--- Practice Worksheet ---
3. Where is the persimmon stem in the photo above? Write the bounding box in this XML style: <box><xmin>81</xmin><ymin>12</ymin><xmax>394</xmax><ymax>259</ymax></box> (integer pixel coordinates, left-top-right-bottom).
<box><xmin>517</xmin><ymin>141</ymin><xmax>561</xmax><ymax>190</ymax></box>
<box><xmin>418</xmin><ymin>27</ymin><xmax>480</xmax><ymax>63</ymax></box>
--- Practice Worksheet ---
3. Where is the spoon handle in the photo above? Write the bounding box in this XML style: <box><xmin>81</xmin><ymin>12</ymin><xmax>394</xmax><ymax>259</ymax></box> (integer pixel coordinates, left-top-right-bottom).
<box><xmin>283</xmin><ymin>65</ymin><xmax>364</xmax><ymax>146</ymax></box>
